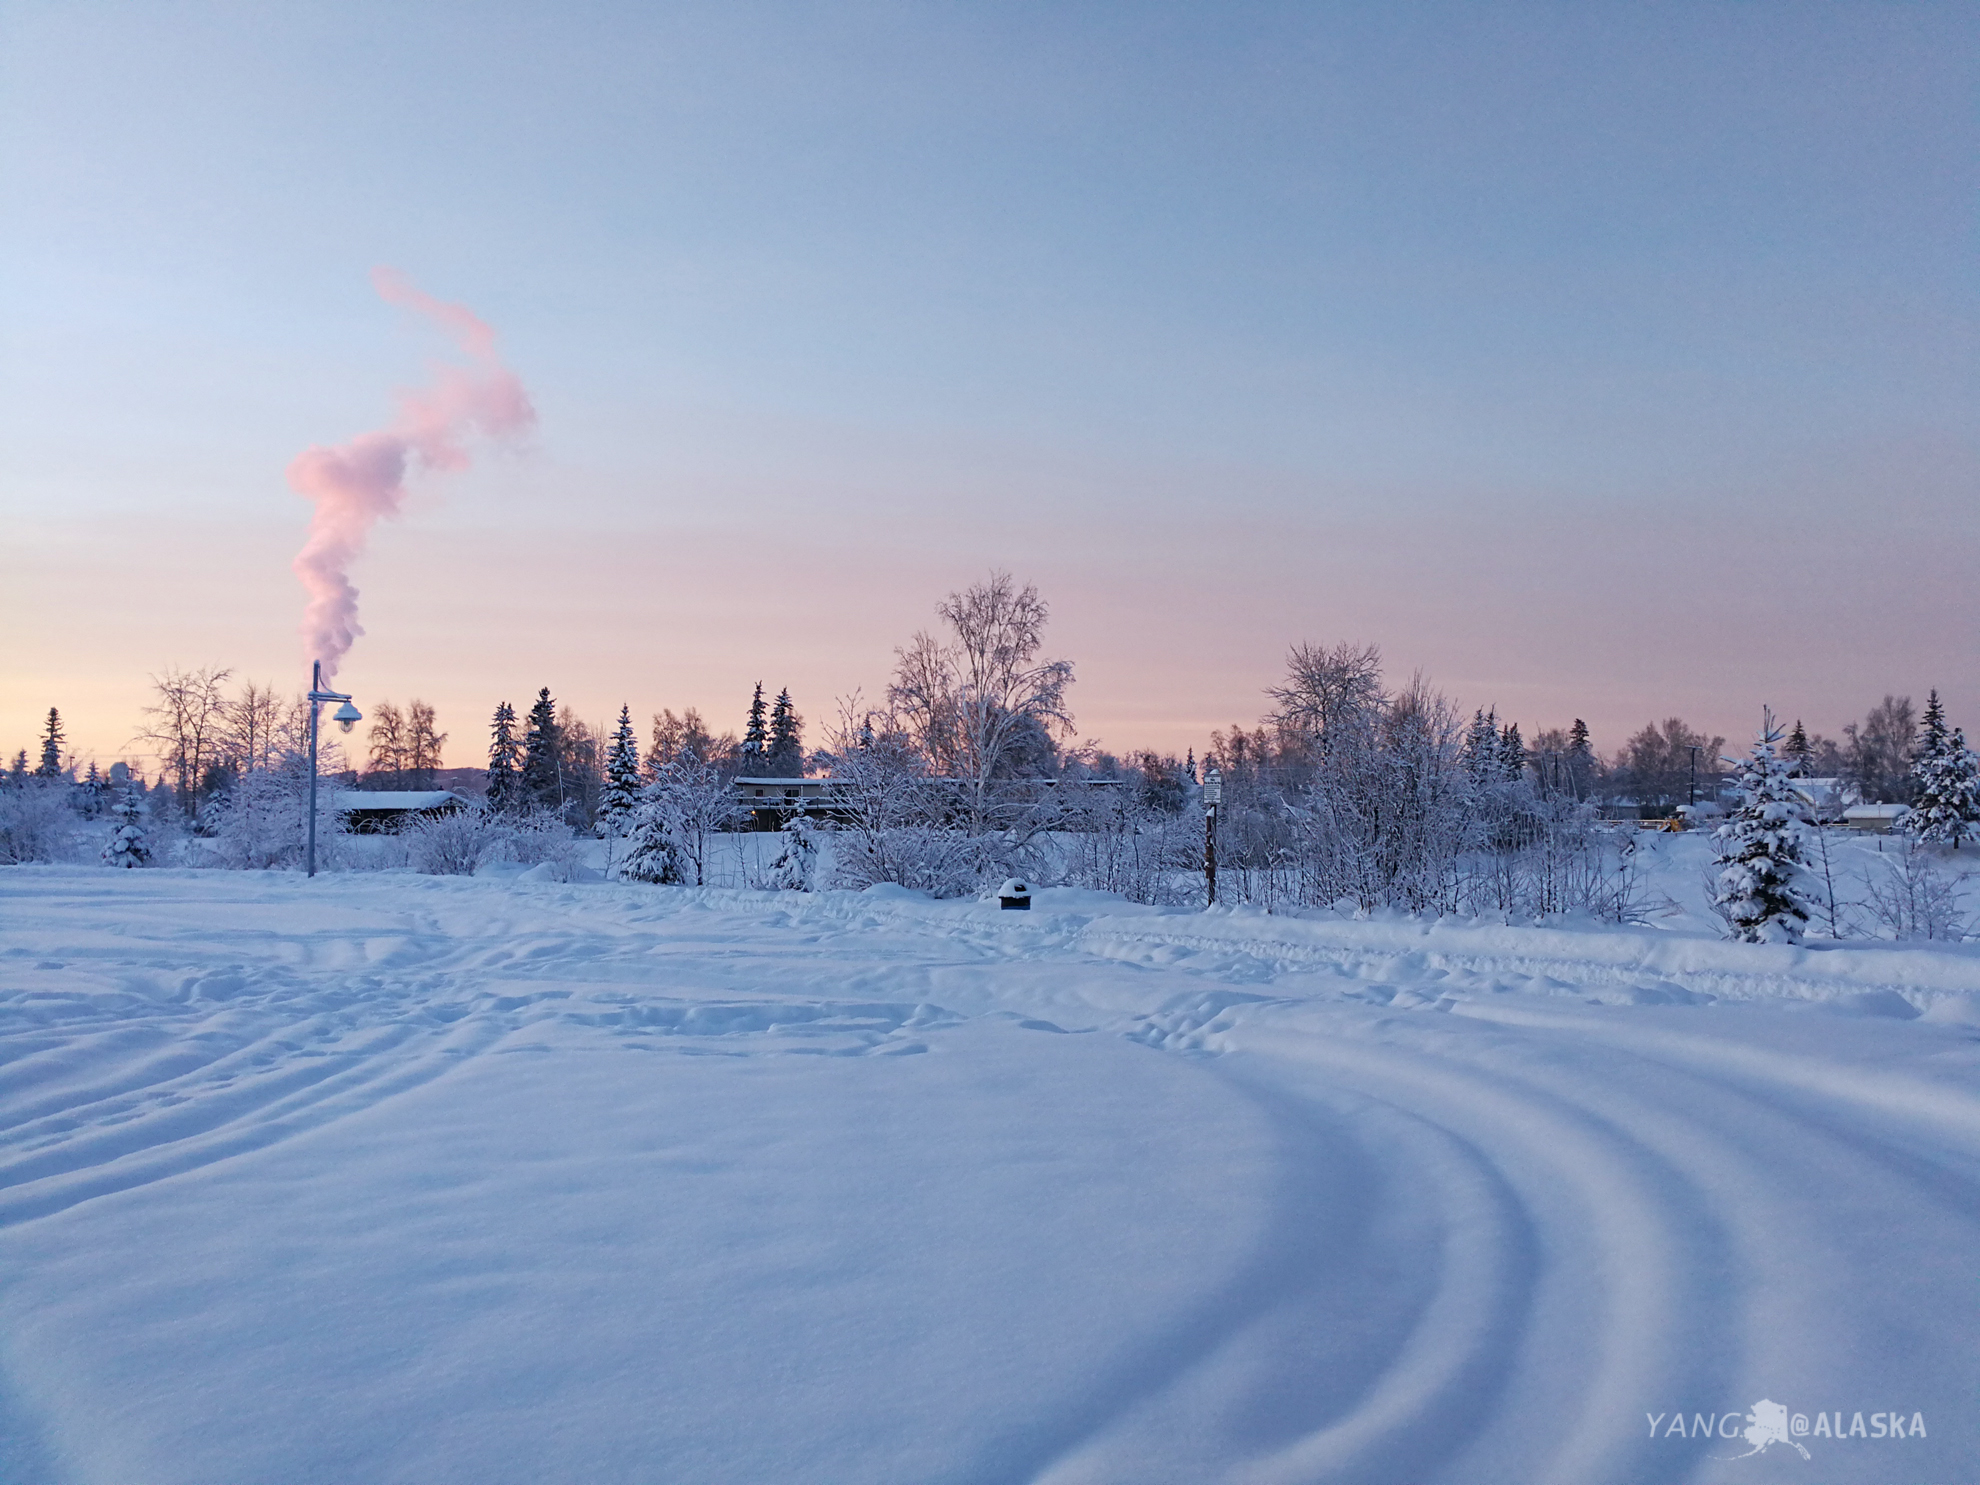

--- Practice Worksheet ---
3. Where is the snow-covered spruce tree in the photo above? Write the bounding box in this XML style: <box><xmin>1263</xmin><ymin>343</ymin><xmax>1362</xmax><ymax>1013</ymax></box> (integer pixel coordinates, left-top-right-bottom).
<box><xmin>1785</xmin><ymin>720</ymin><xmax>1812</xmax><ymax>776</ymax></box>
<box><xmin>767</xmin><ymin>689</ymin><xmax>803</xmax><ymax>778</ymax></box>
<box><xmin>102</xmin><ymin>784</ymin><xmax>151</xmax><ymax>868</ymax></box>
<box><xmin>521</xmin><ymin>689</ymin><xmax>564</xmax><ymax>813</ymax></box>
<box><xmin>1499</xmin><ymin>722</ymin><xmax>1527</xmax><ymax>784</ymax></box>
<box><xmin>637</xmin><ymin>751</ymin><xmax>736</xmax><ymax>886</ymax></box>
<box><xmin>598</xmin><ymin>705</ymin><xmax>643</xmax><ymax>839</ymax></box>
<box><xmin>619</xmin><ymin>787</ymin><xmax>687</xmax><ymax>885</ymax></box>
<box><xmin>1710</xmin><ymin>716</ymin><xmax>1810</xmax><ymax>943</ymax></box>
<box><xmin>486</xmin><ymin>702</ymin><xmax>523</xmax><ymax>814</ymax></box>
<box><xmin>767</xmin><ymin>807</ymin><xmax>817</xmax><ymax>890</ymax></box>
<box><xmin>1905</xmin><ymin>691</ymin><xmax>1979</xmax><ymax>848</ymax></box>
<box><xmin>739</xmin><ymin>684</ymin><xmax>767</xmax><ymax>774</ymax></box>
<box><xmin>36</xmin><ymin>708</ymin><xmax>65</xmax><ymax>779</ymax></box>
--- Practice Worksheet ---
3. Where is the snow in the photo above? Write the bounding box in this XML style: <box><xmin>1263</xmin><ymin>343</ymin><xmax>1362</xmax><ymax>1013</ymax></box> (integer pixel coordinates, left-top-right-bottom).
<box><xmin>2</xmin><ymin>860</ymin><xmax>1978</xmax><ymax>1483</ymax></box>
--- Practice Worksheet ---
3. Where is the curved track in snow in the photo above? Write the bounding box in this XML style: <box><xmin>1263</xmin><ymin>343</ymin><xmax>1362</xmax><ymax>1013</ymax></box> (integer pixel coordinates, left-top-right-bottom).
<box><xmin>0</xmin><ymin>867</ymin><xmax>1975</xmax><ymax>1484</ymax></box>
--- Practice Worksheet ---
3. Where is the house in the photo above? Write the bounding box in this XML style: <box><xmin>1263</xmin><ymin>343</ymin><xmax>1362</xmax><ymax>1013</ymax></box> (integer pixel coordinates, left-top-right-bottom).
<box><xmin>331</xmin><ymin>790</ymin><xmax>470</xmax><ymax>834</ymax></box>
<box><xmin>1841</xmin><ymin>803</ymin><xmax>1907</xmax><ymax>834</ymax></box>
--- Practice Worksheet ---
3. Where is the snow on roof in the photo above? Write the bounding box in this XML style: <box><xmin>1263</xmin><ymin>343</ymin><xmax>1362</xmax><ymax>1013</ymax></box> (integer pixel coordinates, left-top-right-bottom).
<box><xmin>1842</xmin><ymin>803</ymin><xmax>1908</xmax><ymax>819</ymax></box>
<box><xmin>331</xmin><ymin>791</ymin><xmax>466</xmax><ymax>811</ymax></box>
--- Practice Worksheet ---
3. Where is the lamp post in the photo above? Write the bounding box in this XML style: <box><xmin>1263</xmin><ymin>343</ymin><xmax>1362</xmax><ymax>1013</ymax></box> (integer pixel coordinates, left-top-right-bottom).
<box><xmin>1201</xmin><ymin>766</ymin><xmax>1221</xmax><ymax>907</ymax></box>
<box><xmin>305</xmin><ymin>660</ymin><xmax>362</xmax><ymax>878</ymax></box>
<box><xmin>1687</xmin><ymin>745</ymin><xmax>1701</xmax><ymax>808</ymax></box>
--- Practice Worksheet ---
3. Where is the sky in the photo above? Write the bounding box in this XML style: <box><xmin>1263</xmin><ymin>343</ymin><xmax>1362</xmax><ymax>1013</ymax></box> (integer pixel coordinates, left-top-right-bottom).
<box><xmin>3</xmin><ymin>1</ymin><xmax>1974</xmax><ymax>774</ymax></box>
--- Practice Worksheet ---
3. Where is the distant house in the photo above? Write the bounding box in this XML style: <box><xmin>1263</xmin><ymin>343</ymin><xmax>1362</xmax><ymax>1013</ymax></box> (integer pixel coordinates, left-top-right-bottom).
<box><xmin>1842</xmin><ymin>803</ymin><xmax>1908</xmax><ymax>834</ymax></box>
<box><xmin>729</xmin><ymin>775</ymin><xmax>1124</xmax><ymax>830</ymax></box>
<box><xmin>331</xmin><ymin>790</ymin><xmax>469</xmax><ymax>834</ymax></box>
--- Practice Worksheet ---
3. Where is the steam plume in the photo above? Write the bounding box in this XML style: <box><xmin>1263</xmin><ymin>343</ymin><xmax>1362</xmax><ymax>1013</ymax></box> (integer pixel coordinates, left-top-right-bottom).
<box><xmin>289</xmin><ymin>269</ymin><xmax>534</xmax><ymax>681</ymax></box>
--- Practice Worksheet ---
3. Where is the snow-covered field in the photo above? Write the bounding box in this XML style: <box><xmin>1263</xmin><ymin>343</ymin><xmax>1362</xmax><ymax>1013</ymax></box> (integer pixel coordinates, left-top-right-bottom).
<box><xmin>2</xmin><ymin>858</ymin><xmax>1977</xmax><ymax>1484</ymax></box>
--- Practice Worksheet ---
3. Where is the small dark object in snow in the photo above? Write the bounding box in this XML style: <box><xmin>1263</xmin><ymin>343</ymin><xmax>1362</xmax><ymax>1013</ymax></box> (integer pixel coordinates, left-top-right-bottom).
<box><xmin>997</xmin><ymin>879</ymin><xmax>1032</xmax><ymax>911</ymax></box>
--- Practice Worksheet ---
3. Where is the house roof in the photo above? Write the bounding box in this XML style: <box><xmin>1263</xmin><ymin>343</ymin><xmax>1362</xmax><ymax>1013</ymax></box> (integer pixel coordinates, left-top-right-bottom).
<box><xmin>331</xmin><ymin>791</ymin><xmax>467</xmax><ymax>811</ymax></box>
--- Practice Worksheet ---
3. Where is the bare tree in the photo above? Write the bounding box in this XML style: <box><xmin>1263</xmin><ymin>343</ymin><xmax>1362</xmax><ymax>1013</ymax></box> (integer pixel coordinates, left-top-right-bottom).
<box><xmin>407</xmin><ymin>700</ymin><xmax>447</xmax><ymax>790</ymax></box>
<box><xmin>224</xmin><ymin>682</ymin><xmax>288</xmax><ymax>775</ymax></box>
<box><xmin>1267</xmin><ymin>641</ymin><xmax>1384</xmax><ymax>757</ymax></box>
<box><xmin>367</xmin><ymin>702</ymin><xmax>408</xmax><ymax>788</ymax></box>
<box><xmin>887</xmin><ymin>571</ymin><xmax>1074</xmax><ymax>833</ymax></box>
<box><xmin>136</xmin><ymin>665</ymin><xmax>233</xmax><ymax>816</ymax></box>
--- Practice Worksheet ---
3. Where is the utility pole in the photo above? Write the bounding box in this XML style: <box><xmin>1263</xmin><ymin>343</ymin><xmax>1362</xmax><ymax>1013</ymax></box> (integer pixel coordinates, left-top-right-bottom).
<box><xmin>305</xmin><ymin>661</ymin><xmax>362</xmax><ymax>878</ymax></box>
<box><xmin>1688</xmin><ymin>745</ymin><xmax>1701</xmax><ymax>808</ymax></box>
<box><xmin>1202</xmin><ymin>767</ymin><xmax>1221</xmax><ymax>907</ymax></box>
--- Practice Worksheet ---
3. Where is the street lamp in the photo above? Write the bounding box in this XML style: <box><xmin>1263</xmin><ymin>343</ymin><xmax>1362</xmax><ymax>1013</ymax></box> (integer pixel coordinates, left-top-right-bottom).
<box><xmin>305</xmin><ymin>660</ymin><xmax>361</xmax><ymax>878</ymax></box>
<box><xmin>1201</xmin><ymin>766</ymin><xmax>1221</xmax><ymax>907</ymax></box>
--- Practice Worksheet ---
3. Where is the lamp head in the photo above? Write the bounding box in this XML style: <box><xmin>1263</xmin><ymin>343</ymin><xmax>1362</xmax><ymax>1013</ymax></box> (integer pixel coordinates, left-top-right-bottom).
<box><xmin>333</xmin><ymin>701</ymin><xmax>363</xmax><ymax>733</ymax></box>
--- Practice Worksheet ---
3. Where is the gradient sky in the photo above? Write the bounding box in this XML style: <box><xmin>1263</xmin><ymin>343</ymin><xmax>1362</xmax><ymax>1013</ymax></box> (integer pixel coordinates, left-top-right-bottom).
<box><xmin>4</xmin><ymin>1</ymin><xmax>1974</xmax><ymax>773</ymax></box>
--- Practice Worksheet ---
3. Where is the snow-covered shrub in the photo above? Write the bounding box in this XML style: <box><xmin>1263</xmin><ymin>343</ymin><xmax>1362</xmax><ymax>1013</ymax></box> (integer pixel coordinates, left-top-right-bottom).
<box><xmin>101</xmin><ymin>786</ymin><xmax>151</xmax><ymax>868</ymax></box>
<box><xmin>207</xmin><ymin>766</ymin><xmax>309</xmax><ymax>870</ymax></box>
<box><xmin>403</xmin><ymin>806</ymin><xmax>504</xmax><ymax>876</ymax></box>
<box><xmin>829</xmin><ymin>825</ymin><xmax>1010</xmax><ymax>898</ymax></box>
<box><xmin>0</xmin><ymin>780</ymin><xmax>76</xmax><ymax>864</ymax></box>
<box><xmin>1862</xmin><ymin>839</ymin><xmax>1970</xmax><ymax>941</ymax></box>
<box><xmin>1710</xmin><ymin>721</ymin><xmax>1811</xmax><ymax>943</ymax></box>
<box><xmin>1053</xmin><ymin>777</ymin><xmax>1201</xmax><ymax>905</ymax></box>
<box><xmin>630</xmin><ymin>755</ymin><xmax>736</xmax><ymax>886</ymax></box>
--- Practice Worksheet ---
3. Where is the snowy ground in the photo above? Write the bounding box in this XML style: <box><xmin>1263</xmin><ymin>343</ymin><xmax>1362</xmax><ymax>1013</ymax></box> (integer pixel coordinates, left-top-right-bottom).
<box><xmin>2</xmin><ymin>859</ymin><xmax>1977</xmax><ymax>1484</ymax></box>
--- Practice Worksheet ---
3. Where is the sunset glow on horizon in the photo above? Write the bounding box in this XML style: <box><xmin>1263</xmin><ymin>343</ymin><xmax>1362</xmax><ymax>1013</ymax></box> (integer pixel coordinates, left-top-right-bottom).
<box><xmin>5</xmin><ymin>3</ymin><xmax>1973</xmax><ymax>776</ymax></box>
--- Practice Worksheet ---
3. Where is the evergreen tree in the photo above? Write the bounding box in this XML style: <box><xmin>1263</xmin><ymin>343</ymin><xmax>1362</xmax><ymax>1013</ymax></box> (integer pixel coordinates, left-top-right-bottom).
<box><xmin>521</xmin><ymin>688</ymin><xmax>563</xmax><ymax>811</ymax></box>
<box><xmin>36</xmin><ymin>708</ymin><xmax>65</xmax><ymax>779</ymax></box>
<box><xmin>619</xmin><ymin>786</ymin><xmax>686</xmax><ymax>884</ymax></box>
<box><xmin>1566</xmin><ymin>718</ymin><xmax>1595</xmax><ymax>799</ymax></box>
<box><xmin>101</xmin><ymin>784</ymin><xmax>151</xmax><ymax>868</ymax></box>
<box><xmin>1499</xmin><ymin>722</ymin><xmax>1527</xmax><ymax>784</ymax></box>
<box><xmin>767</xmin><ymin>689</ymin><xmax>803</xmax><ymax>778</ymax></box>
<box><xmin>1785</xmin><ymin>720</ymin><xmax>1812</xmax><ymax>775</ymax></box>
<box><xmin>767</xmin><ymin>807</ymin><xmax>816</xmax><ymax>890</ymax></box>
<box><xmin>598</xmin><ymin>705</ymin><xmax>643</xmax><ymax>836</ymax></box>
<box><xmin>1463</xmin><ymin>709</ymin><xmax>1500</xmax><ymax>787</ymax></box>
<box><xmin>1906</xmin><ymin>692</ymin><xmax>1980</xmax><ymax>847</ymax></box>
<box><xmin>739</xmin><ymin>683</ymin><xmax>768</xmax><ymax>774</ymax></box>
<box><xmin>1710</xmin><ymin>715</ymin><xmax>1810</xmax><ymax>943</ymax></box>
<box><xmin>7</xmin><ymin>751</ymin><xmax>27</xmax><ymax>787</ymax></box>
<box><xmin>486</xmin><ymin>702</ymin><xmax>523</xmax><ymax>814</ymax></box>
<box><xmin>80</xmin><ymin>760</ymin><xmax>105</xmax><ymax>817</ymax></box>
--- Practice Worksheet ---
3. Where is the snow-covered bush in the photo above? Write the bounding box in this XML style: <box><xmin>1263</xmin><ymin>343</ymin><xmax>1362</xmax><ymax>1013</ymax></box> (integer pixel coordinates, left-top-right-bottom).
<box><xmin>829</xmin><ymin>825</ymin><xmax>1010</xmax><ymax>898</ymax></box>
<box><xmin>1710</xmin><ymin>721</ymin><xmax>1810</xmax><ymax>943</ymax></box>
<box><xmin>207</xmin><ymin>766</ymin><xmax>309</xmax><ymax>870</ymax></box>
<box><xmin>1862</xmin><ymin>839</ymin><xmax>1970</xmax><ymax>941</ymax></box>
<box><xmin>0</xmin><ymin>779</ymin><xmax>76</xmax><ymax>864</ymax></box>
<box><xmin>403</xmin><ymin>806</ymin><xmax>503</xmax><ymax>876</ymax></box>
<box><xmin>628</xmin><ymin>754</ymin><xmax>736</xmax><ymax>886</ymax></box>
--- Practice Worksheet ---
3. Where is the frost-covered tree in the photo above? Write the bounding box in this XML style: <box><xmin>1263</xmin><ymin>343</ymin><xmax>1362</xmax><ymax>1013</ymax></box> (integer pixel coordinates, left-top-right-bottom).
<box><xmin>1566</xmin><ymin>718</ymin><xmax>1596</xmax><ymax>800</ymax></box>
<box><xmin>1710</xmin><ymin>716</ymin><xmax>1810</xmax><ymax>943</ymax></box>
<box><xmin>36</xmin><ymin>708</ymin><xmax>65</xmax><ymax>779</ymax></box>
<box><xmin>138</xmin><ymin>665</ymin><xmax>233</xmax><ymax>819</ymax></box>
<box><xmin>487</xmin><ymin>702</ymin><xmax>523</xmax><ymax>814</ymax></box>
<box><xmin>521</xmin><ymin>688</ymin><xmax>563</xmax><ymax>812</ymax></box>
<box><xmin>739</xmin><ymin>684</ymin><xmax>768</xmax><ymax>774</ymax></box>
<box><xmin>598</xmin><ymin>705</ymin><xmax>643</xmax><ymax>838</ymax></box>
<box><xmin>647</xmin><ymin>708</ymin><xmax>719</xmax><ymax>776</ymax></box>
<box><xmin>888</xmin><ymin>572</ymin><xmax>1074</xmax><ymax>833</ymax></box>
<box><xmin>636</xmin><ymin>750</ymin><xmax>736</xmax><ymax>885</ymax></box>
<box><xmin>767</xmin><ymin>688</ymin><xmax>804</xmax><ymax>778</ymax></box>
<box><xmin>102</xmin><ymin>784</ymin><xmax>151</xmax><ymax>868</ymax></box>
<box><xmin>1906</xmin><ymin>692</ymin><xmax>1979</xmax><ymax>848</ymax></box>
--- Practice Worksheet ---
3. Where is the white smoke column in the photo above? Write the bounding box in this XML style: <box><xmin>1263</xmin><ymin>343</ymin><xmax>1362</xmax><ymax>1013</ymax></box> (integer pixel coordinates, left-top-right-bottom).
<box><xmin>289</xmin><ymin>269</ymin><xmax>535</xmax><ymax>682</ymax></box>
